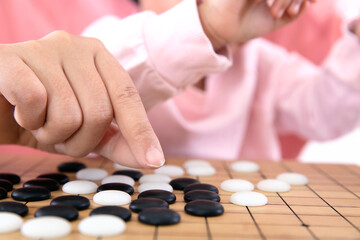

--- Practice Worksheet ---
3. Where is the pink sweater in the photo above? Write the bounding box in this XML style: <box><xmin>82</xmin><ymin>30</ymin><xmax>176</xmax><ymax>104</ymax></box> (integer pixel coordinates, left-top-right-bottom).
<box><xmin>1</xmin><ymin>0</ymin><xmax>359</xmax><ymax>162</ymax></box>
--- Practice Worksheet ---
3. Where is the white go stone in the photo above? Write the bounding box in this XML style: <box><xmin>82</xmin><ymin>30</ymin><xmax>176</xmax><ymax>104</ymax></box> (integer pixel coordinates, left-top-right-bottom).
<box><xmin>62</xmin><ymin>180</ymin><xmax>98</xmax><ymax>194</ymax></box>
<box><xmin>220</xmin><ymin>179</ymin><xmax>254</xmax><ymax>192</ymax></box>
<box><xmin>231</xmin><ymin>161</ymin><xmax>259</xmax><ymax>173</ymax></box>
<box><xmin>276</xmin><ymin>172</ymin><xmax>308</xmax><ymax>186</ymax></box>
<box><xmin>114</xmin><ymin>163</ymin><xmax>137</xmax><ymax>170</ymax></box>
<box><xmin>230</xmin><ymin>192</ymin><xmax>268</xmax><ymax>207</ymax></box>
<box><xmin>0</xmin><ymin>212</ymin><xmax>23</xmax><ymax>233</ymax></box>
<box><xmin>76</xmin><ymin>168</ymin><xmax>108</xmax><ymax>181</ymax></box>
<box><xmin>138</xmin><ymin>182</ymin><xmax>173</xmax><ymax>193</ymax></box>
<box><xmin>186</xmin><ymin>166</ymin><xmax>216</xmax><ymax>176</ymax></box>
<box><xmin>93</xmin><ymin>190</ymin><xmax>131</xmax><ymax>206</ymax></box>
<box><xmin>21</xmin><ymin>216</ymin><xmax>71</xmax><ymax>239</ymax></box>
<box><xmin>257</xmin><ymin>179</ymin><xmax>291</xmax><ymax>192</ymax></box>
<box><xmin>139</xmin><ymin>174</ymin><xmax>171</xmax><ymax>184</ymax></box>
<box><xmin>79</xmin><ymin>215</ymin><xmax>126</xmax><ymax>237</ymax></box>
<box><xmin>154</xmin><ymin>165</ymin><xmax>184</xmax><ymax>177</ymax></box>
<box><xmin>183</xmin><ymin>159</ymin><xmax>212</xmax><ymax>169</ymax></box>
<box><xmin>101</xmin><ymin>175</ymin><xmax>135</xmax><ymax>186</ymax></box>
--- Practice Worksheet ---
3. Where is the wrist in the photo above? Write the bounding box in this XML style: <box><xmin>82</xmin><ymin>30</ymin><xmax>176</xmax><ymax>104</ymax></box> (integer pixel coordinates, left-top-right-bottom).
<box><xmin>197</xmin><ymin>1</ymin><xmax>227</xmax><ymax>51</ymax></box>
<box><xmin>347</xmin><ymin>19</ymin><xmax>360</xmax><ymax>40</ymax></box>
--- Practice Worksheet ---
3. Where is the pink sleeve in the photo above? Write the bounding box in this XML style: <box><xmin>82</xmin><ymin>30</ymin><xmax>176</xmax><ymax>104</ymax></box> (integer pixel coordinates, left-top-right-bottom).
<box><xmin>82</xmin><ymin>0</ymin><xmax>231</xmax><ymax>110</ymax></box>
<box><xmin>267</xmin><ymin>29</ymin><xmax>360</xmax><ymax>141</ymax></box>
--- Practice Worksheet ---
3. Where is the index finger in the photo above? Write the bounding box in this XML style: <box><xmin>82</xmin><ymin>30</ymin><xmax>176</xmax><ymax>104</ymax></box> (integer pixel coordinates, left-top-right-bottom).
<box><xmin>94</xmin><ymin>45</ymin><xmax>165</xmax><ymax>168</ymax></box>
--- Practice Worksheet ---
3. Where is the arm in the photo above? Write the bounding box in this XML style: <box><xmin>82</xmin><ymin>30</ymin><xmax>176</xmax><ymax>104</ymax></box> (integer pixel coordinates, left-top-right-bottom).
<box><xmin>82</xmin><ymin>0</ymin><xmax>231</xmax><ymax>111</ymax></box>
<box><xmin>271</xmin><ymin>22</ymin><xmax>360</xmax><ymax>140</ymax></box>
<box><xmin>83</xmin><ymin>0</ymin><xmax>313</xmax><ymax>110</ymax></box>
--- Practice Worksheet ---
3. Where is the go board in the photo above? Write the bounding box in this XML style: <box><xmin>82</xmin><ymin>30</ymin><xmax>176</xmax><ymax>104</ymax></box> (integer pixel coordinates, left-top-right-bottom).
<box><xmin>0</xmin><ymin>150</ymin><xmax>359</xmax><ymax>240</ymax></box>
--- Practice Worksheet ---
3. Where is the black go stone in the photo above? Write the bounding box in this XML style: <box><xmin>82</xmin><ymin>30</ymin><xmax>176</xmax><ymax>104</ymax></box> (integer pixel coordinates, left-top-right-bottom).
<box><xmin>37</xmin><ymin>173</ymin><xmax>69</xmax><ymax>185</ymax></box>
<box><xmin>0</xmin><ymin>187</ymin><xmax>7</xmax><ymax>200</ymax></box>
<box><xmin>35</xmin><ymin>205</ymin><xmax>79</xmax><ymax>221</ymax></box>
<box><xmin>184</xmin><ymin>183</ymin><xmax>219</xmax><ymax>194</ymax></box>
<box><xmin>112</xmin><ymin>170</ymin><xmax>143</xmax><ymax>181</ymax></box>
<box><xmin>97</xmin><ymin>183</ymin><xmax>134</xmax><ymax>195</ymax></box>
<box><xmin>138</xmin><ymin>208</ymin><xmax>180</xmax><ymax>226</ymax></box>
<box><xmin>0</xmin><ymin>179</ymin><xmax>13</xmax><ymax>192</ymax></box>
<box><xmin>129</xmin><ymin>198</ymin><xmax>169</xmax><ymax>213</ymax></box>
<box><xmin>138</xmin><ymin>190</ymin><xmax>176</xmax><ymax>204</ymax></box>
<box><xmin>57</xmin><ymin>162</ymin><xmax>86</xmax><ymax>172</ymax></box>
<box><xmin>23</xmin><ymin>178</ymin><xmax>60</xmax><ymax>191</ymax></box>
<box><xmin>184</xmin><ymin>190</ymin><xmax>220</xmax><ymax>202</ymax></box>
<box><xmin>90</xmin><ymin>206</ymin><xmax>131</xmax><ymax>221</ymax></box>
<box><xmin>185</xmin><ymin>200</ymin><xmax>224</xmax><ymax>217</ymax></box>
<box><xmin>0</xmin><ymin>201</ymin><xmax>28</xmax><ymax>216</ymax></box>
<box><xmin>0</xmin><ymin>173</ymin><xmax>21</xmax><ymax>184</ymax></box>
<box><xmin>169</xmin><ymin>178</ymin><xmax>200</xmax><ymax>190</ymax></box>
<box><xmin>11</xmin><ymin>186</ymin><xmax>51</xmax><ymax>202</ymax></box>
<box><xmin>51</xmin><ymin>195</ymin><xmax>90</xmax><ymax>210</ymax></box>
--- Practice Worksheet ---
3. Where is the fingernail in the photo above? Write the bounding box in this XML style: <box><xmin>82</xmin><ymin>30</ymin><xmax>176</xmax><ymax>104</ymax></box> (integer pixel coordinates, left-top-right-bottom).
<box><xmin>54</xmin><ymin>143</ymin><xmax>65</xmax><ymax>154</ymax></box>
<box><xmin>290</xmin><ymin>3</ymin><xmax>301</xmax><ymax>15</ymax></box>
<box><xmin>266</xmin><ymin>0</ymin><xmax>275</xmax><ymax>7</ymax></box>
<box><xmin>146</xmin><ymin>147</ymin><xmax>165</xmax><ymax>168</ymax></box>
<box><xmin>277</xmin><ymin>8</ymin><xmax>285</xmax><ymax>18</ymax></box>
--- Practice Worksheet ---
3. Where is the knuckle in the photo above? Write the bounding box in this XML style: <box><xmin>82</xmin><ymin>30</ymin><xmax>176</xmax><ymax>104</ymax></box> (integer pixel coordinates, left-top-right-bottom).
<box><xmin>113</xmin><ymin>85</ymin><xmax>141</xmax><ymax>105</ymax></box>
<box><xmin>42</xmin><ymin>30</ymin><xmax>75</xmax><ymax>49</ymax></box>
<box><xmin>276</xmin><ymin>0</ymin><xmax>289</xmax><ymax>8</ymax></box>
<box><xmin>86</xmin><ymin>106</ymin><xmax>113</xmax><ymax>127</ymax></box>
<box><xmin>20</xmin><ymin>84</ymin><xmax>46</xmax><ymax>107</ymax></box>
<box><xmin>35</xmin><ymin>114</ymin><xmax>82</xmax><ymax>145</ymax></box>
<box><xmin>290</xmin><ymin>0</ymin><xmax>301</xmax><ymax>5</ymax></box>
<box><xmin>60</xmin><ymin>113</ymin><xmax>82</xmax><ymax>131</ymax></box>
<box><xmin>27</xmin><ymin>39</ymin><xmax>43</xmax><ymax>51</ymax></box>
<box><xmin>0</xmin><ymin>44</ymin><xmax>8</xmax><ymax>55</ymax></box>
<box><xmin>33</xmin><ymin>110</ymin><xmax>81</xmax><ymax>145</ymax></box>
<box><xmin>49</xmin><ymin>30</ymin><xmax>72</xmax><ymax>41</ymax></box>
<box><xmin>87</xmin><ymin>37</ymin><xmax>106</xmax><ymax>50</ymax></box>
<box><xmin>33</xmin><ymin>128</ymin><xmax>56</xmax><ymax>145</ymax></box>
<box><xmin>51</xmin><ymin>111</ymin><xmax>82</xmax><ymax>138</ymax></box>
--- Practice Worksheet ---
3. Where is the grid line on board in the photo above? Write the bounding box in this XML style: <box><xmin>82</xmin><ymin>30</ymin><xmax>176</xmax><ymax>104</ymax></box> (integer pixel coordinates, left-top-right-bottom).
<box><xmin>312</xmin><ymin>164</ymin><xmax>360</xmax><ymax>199</ymax></box>
<box><xmin>222</xmin><ymin>161</ymin><xmax>233</xmax><ymax>179</ymax></box>
<box><xmin>281</xmin><ymin>162</ymin><xmax>360</xmax><ymax>232</ymax></box>
<box><xmin>153</xmin><ymin>226</ymin><xmax>158</xmax><ymax>240</ymax></box>
<box><xmin>277</xmin><ymin>193</ymin><xmax>319</xmax><ymax>240</ymax></box>
<box><xmin>259</xmin><ymin>164</ymin><xmax>321</xmax><ymax>239</ymax></box>
<box><xmin>342</xmin><ymin>165</ymin><xmax>360</xmax><ymax>178</ymax></box>
<box><xmin>246</xmin><ymin>206</ymin><xmax>266</xmax><ymax>240</ymax></box>
<box><xmin>223</xmin><ymin>161</ymin><xmax>267</xmax><ymax>239</ymax></box>
<box><xmin>98</xmin><ymin>158</ymin><xmax>108</xmax><ymax>169</ymax></box>
<box><xmin>1</xmin><ymin>154</ymin><xmax>360</xmax><ymax>240</ymax></box>
<box><xmin>204</xmin><ymin>217</ymin><xmax>213</xmax><ymax>240</ymax></box>
<box><xmin>306</xmin><ymin>184</ymin><xmax>360</xmax><ymax>232</ymax></box>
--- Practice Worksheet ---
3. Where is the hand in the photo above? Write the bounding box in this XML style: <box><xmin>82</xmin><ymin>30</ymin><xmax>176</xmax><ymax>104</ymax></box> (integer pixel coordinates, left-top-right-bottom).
<box><xmin>198</xmin><ymin>0</ymin><xmax>316</xmax><ymax>50</ymax></box>
<box><xmin>354</xmin><ymin>18</ymin><xmax>360</xmax><ymax>40</ymax></box>
<box><xmin>0</xmin><ymin>31</ymin><xmax>165</xmax><ymax>168</ymax></box>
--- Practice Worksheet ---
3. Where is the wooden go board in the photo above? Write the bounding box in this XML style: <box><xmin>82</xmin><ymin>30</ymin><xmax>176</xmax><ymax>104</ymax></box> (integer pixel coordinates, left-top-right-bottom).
<box><xmin>0</xmin><ymin>151</ymin><xmax>359</xmax><ymax>240</ymax></box>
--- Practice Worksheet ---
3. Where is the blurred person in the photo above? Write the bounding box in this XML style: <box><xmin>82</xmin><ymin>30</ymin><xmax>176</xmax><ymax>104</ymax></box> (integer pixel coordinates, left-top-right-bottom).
<box><xmin>2</xmin><ymin>0</ymin><xmax>360</xmax><ymax>167</ymax></box>
<box><xmin>125</xmin><ymin>0</ymin><xmax>360</xmax><ymax>161</ymax></box>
